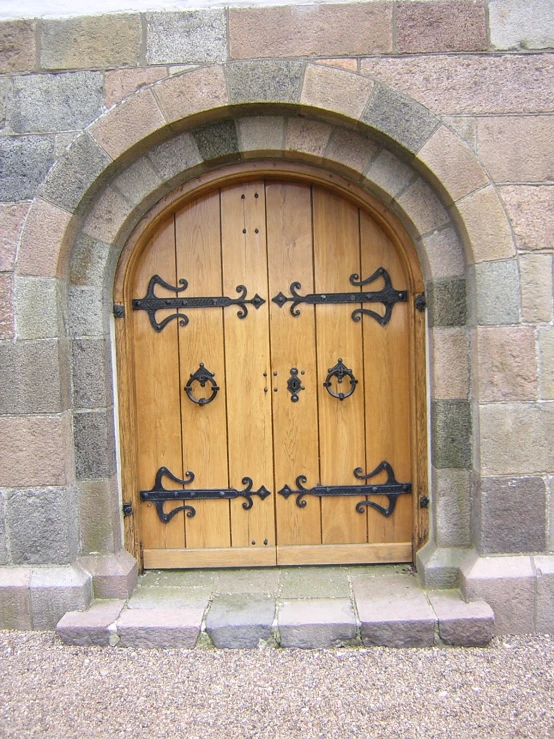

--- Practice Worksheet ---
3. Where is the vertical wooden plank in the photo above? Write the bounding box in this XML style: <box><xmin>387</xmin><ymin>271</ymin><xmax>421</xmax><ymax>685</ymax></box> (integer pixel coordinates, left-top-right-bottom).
<box><xmin>175</xmin><ymin>192</ymin><xmax>231</xmax><ymax>550</ymax></box>
<box><xmin>133</xmin><ymin>216</ymin><xmax>185</xmax><ymax>550</ymax></box>
<box><xmin>266</xmin><ymin>182</ymin><xmax>321</xmax><ymax>547</ymax></box>
<box><xmin>221</xmin><ymin>181</ymin><xmax>275</xmax><ymax>550</ymax></box>
<box><xmin>360</xmin><ymin>212</ymin><xmax>412</xmax><ymax>544</ymax></box>
<box><xmin>313</xmin><ymin>187</ymin><xmax>367</xmax><ymax>544</ymax></box>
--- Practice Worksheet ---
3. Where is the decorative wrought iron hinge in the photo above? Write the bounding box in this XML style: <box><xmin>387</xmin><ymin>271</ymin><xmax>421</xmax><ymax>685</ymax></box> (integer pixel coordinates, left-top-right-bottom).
<box><xmin>113</xmin><ymin>303</ymin><xmax>125</xmax><ymax>318</ymax></box>
<box><xmin>272</xmin><ymin>268</ymin><xmax>407</xmax><ymax>326</ymax></box>
<box><xmin>140</xmin><ymin>467</ymin><xmax>271</xmax><ymax>524</ymax></box>
<box><xmin>324</xmin><ymin>358</ymin><xmax>357</xmax><ymax>401</ymax></box>
<box><xmin>122</xmin><ymin>502</ymin><xmax>133</xmax><ymax>517</ymax></box>
<box><xmin>278</xmin><ymin>461</ymin><xmax>412</xmax><ymax>518</ymax></box>
<box><xmin>133</xmin><ymin>275</ymin><xmax>266</xmax><ymax>332</ymax></box>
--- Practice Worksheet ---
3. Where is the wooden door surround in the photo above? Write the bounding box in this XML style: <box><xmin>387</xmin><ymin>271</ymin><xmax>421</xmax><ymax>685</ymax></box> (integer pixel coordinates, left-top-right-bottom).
<box><xmin>114</xmin><ymin>162</ymin><xmax>428</xmax><ymax>570</ymax></box>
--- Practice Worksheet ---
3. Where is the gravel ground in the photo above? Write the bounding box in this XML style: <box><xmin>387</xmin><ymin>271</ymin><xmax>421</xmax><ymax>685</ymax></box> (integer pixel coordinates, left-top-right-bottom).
<box><xmin>1</xmin><ymin>632</ymin><xmax>553</xmax><ymax>738</ymax></box>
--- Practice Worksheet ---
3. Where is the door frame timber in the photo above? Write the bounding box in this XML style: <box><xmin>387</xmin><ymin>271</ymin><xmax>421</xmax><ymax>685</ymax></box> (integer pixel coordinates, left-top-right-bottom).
<box><xmin>114</xmin><ymin>161</ymin><xmax>429</xmax><ymax>571</ymax></box>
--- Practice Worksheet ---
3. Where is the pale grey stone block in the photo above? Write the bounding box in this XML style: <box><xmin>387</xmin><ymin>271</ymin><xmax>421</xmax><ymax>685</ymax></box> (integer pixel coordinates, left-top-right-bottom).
<box><xmin>278</xmin><ymin>599</ymin><xmax>357</xmax><ymax>648</ymax></box>
<box><xmin>139</xmin><ymin>569</ymin><xmax>218</xmax><ymax>589</ymax></box>
<box><xmin>77</xmin><ymin>479</ymin><xmax>119</xmax><ymax>555</ymax></box>
<box><xmin>434</xmin><ymin>467</ymin><xmax>471</xmax><ymax>548</ymax></box>
<box><xmin>30</xmin><ymin>565</ymin><xmax>92</xmax><ymax>630</ymax></box>
<box><xmin>192</xmin><ymin>120</ymin><xmax>239</xmax><ymax>163</ymax></box>
<box><xmin>460</xmin><ymin>552</ymin><xmax>535</xmax><ymax>634</ymax></box>
<box><xmin>69</xmin><ymin>234</ymin><xmax>111</xmax><ymax>288</ymax></box>
<box><xmin>0</xmin><ymin>567</ymin><xmax>32</xmax><ymax>629</ymax></box>
<box><xmin>489</xmin><ymin>0</ymin><xmax>554</xmax><ymax>50</ymax></box>
<box><xmin>73</xmin><ymin>409</ymin><xmax>116</xmax><ymax>480</ymax></box>
<box><xmin>112</xmin><ymin>156</ymin><xmax>164</xmax><ymax>207</ymax></box>
<box><xmin>39</xmin><ymin>133</ymin><xmax>112</xmax><ymax>213</ymax></box>
<box><xmin>128</xmin><ymin>586</ymin><xmax>210</xmax><ymax>611</ymax></box>
<box><xmin>15</xmin><ymin>277</ymin><xmax>60</xmax><ymax>340</ymax></box>
<box><xmin>216</xmin><ymin>568</ymin><xmax>280</xmax><ymax>595</ymax></box>
<box><xmin>470</xmin><ymin>260</ymin><xmax>520</xmax><ymax>326</ymax></box>
<box><xmin>71</xmin><ymin>338</ymin><xmax>112</xmax><ymax>409</ymax></box>
<box><xmin>56</xmin><ymin>599</ymin><xmax>125</xmax><ymax>646</ymax></box>
<box><xmin>475</xmin><ymin>476</ymin><xmax>547</xmax><ymax>554</ymax></box>
<box><xmin>0</xmin><ymin>492</ymin><xmax>6</xmax><ymax>566</ymax></box>
<box><xmin>77</xmin><ymin>551</ymin><xmax>137</xmax><ymax>600</ymax></box>
<box><xmin>279</xmin><ymin>566</ymin><xmax>350</xmax><ymax>599</ymax></box>
<box><xmin>428</xmin><ymin>590</ymin><xmax>494</xmax><ymax>646</ymax></box>
<box><xmin>0</xmin><ymin>135</ymin><xmax>55</xmax><ymax>201</ymax></box>
<box><xmin>0</xmin><ymin>78</ymin><xmax>7</xmax><ymax>126</ymax></box>
<box><xmin>362</xmin><ymin>84</ymin><xmax>439</xmax><ymax>154</ymax></box>
<box><xmin>147</xmin><ymin>132</ymin><xmax>204</xmax><ymax>186</ymax></box>
<box><xmin>146</xmin><ymin>11</ymin><xmax>227</xmax><ymax>64</ymax></box>
<box><xmin>0</xmin><ymin>340</ymin><xmax>69</xmax><ymax>414</ymax></box>
<box><xmin>534</xmin><ymin>556</ymin><xmax>554</xmax><ymax>633</ymax></box>
<box><xmin>67</xmin><ymin>286</ymin><xmax>106</xmax><ymax>338</ymax></box>
<box><xmin>428</xmin><ymin>278</ymin><xmax>467</xmax><ymax>327</ymax></box>
<box><xmin>353</xmin><ymin>573</ymin><xmax>436</xmax><ymax>647</ymax></box>
<box><xmin>227</xmin><ymin>60</ymin><xmax>304</xmax><ymax>105</ymax></box>
<box><xmin>432</xmin><ymin>400</ymin><xmax>472</xmax><ymax>469</ymax></box>
<box><xmin>6</xmin><ymin>486</ymin><xmax>78</xmax><ymax>565</ymax></box>
<box><xmin>116</xmin><ymin>607</ymin><xmax>203</xmax><ymax>648</ymax></box>
<box><xmin>365</xmin><ymin>148</ymin><xmax>416</xmax><ymax>202</ymax></box>
<box><xmin>206</xmin><ymin>594</ymin><xmax>275</xmax><ymax>648</ymax></box>
<box><xmin>10</xmin><ymin>72</ymin><xmax>103</xmax><ymax>133</ymax></box>
<box><xmin>416</xmin><ymin>544</ymin><xmax>467</xmax><ymax>590</ymax></box>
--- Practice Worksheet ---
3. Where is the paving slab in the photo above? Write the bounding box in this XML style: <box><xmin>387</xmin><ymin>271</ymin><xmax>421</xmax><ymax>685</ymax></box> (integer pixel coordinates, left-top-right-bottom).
<box><xmin>428</xmin><ymin>590</ymin><xmax>495</xmax><ymax>646</ymax></box>
<box><xmin>353</xmin><ymin>573</ymin><xmax>436</xmax><ymax>647</ymax></box>
<box><xmin>116</xmin><ymin>607</ymin><xmax>202</xmax><ymax>648</ymax></box>
<box><xmin>278</xmin><ymin>598</ymin><xmax>358</xmax><ymax>648</ymax></box>
<box><xmin>216</xmin><ymin>568</ymin><xmax>280</xmax><ymax>595</ymax></box>
<box><xmin>206</xmin><ymin>594</ymin><xmax>275</xmax><ymax>648</ymax></box>
<box><xmin>138</xmin><ymin>569</ymin><xmax>219</xmax><ymax>589</ymax></box>
<box><xmin>127</xmin><ymin>585</ymin><xmax>210</xmax><ymax>611</ymax></box>
<box><xmin>279</xmin><ymin>566</ymin><xmax>351</xmax><ymax>598</ymax></box>
<box><xmin>56</xmin><ymin>599</ymin><xmax>125</xmax><ymax>646</ymax></box>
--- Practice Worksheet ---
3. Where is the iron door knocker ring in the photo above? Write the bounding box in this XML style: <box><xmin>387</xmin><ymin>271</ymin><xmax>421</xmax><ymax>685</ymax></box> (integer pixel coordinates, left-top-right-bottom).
<box><xmin>323</xmin><ymin>358</ymin><xmax>357</xmax><ymax>401</ymax></box>
<box><xmin>185</xmin><ymin>363</ymin><xmax>219</xmax><ymax>406</ymax></box>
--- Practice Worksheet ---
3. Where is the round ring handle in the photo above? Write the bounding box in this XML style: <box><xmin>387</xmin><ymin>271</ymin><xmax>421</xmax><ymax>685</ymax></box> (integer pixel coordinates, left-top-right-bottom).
<box><xmin>323</xmin><ymin>358</ymin><xmax>357</xmax><ymax>401</ymax></box>
<box><xmin>185</xmin><ymin>363</ymin><xmax>219</xmax><ymax>406</ymax></box>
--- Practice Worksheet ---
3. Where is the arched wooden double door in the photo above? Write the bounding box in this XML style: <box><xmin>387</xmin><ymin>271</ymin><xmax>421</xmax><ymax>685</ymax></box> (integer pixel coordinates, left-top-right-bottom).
<box><xmin>116</xmin><ymin>166</ymin><xmax>427</xmax><ymax>569</ymax></box>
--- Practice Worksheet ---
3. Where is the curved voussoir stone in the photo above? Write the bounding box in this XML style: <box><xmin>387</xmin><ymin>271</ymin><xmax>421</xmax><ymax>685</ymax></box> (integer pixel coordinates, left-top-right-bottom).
<box><xmin>226</xmin><ymin>60</ymin><xmax>305</xmax><ymax>109</ymax></box>
<box><xmin>300</xmin><ymin>64</ymin><xmax>375</xmax><ymax>124</ymax></box>
<box><xmin>154</xmin><ymin>65</ymin><xmax>228</xmax><ymax>128</ymax></box>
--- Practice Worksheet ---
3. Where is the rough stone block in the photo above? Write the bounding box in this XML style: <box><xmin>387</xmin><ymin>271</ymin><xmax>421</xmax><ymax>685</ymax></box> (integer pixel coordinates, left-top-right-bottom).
<box><xmin>82</xmin><ymin>186</ymin><xmax>131</xmax><ymax>246</ymax></box>
<box><xmin>475</xmin><ymin>327</ymin><xmax>538</xmax><ymax>402</ymax></box>
<box><xmin>89</xmin><ymin>89</ymin><xmax>166</xmax><ymax>161</ymax></box>
<box><xmin>0</xmin><ymin>202</ymin><xmax>30</xmax><ymax>272</ymax></box>
<box><xmin>154</xmin><ymin>66</ymin><xmax>228</xmax><ymax>125</ymax></box>
<box><xmin>365</xmin><ymin>149</ymin><xmax>415</xmax><ymax>203</ymax></box>
<box><xmin>489</xmin><ymin>0</ymin><xmax>554</xmax><ymax>50</ymax></box>
<box><xmin>470</xmin><ymin>260</ymin><xmax>520</xmax><ymax>326</ymax></box>
<box><xmin>206</xmin><ymin>594</ymin><xmax>275</xmax><ymax>648</ymax></box>
<box><xmin>397</xmin><ymin>0</ymin><xmax>486</xmax><ymax>53</ymax></box>
<box><xmin>0</xmin><ymin>135</ymin><xmax>54</xmax><ymax>202</ymax></box>
<box><xmin>519</xmin><ymin>252</ymin><xmax>553</xmax><ymax>323</ymax></box>
<box><xmin>428</xmin><ymin>591</ymin><xmax>494</xmax><ymax>646</ymax></box>
<box><xmin>71</xmin><ymin>338</ymin><xmax>111</xmax><ymax>409</ymax></box>
<box><xmin>237</xmin><ymin>116</ymin><xmax>284</xmax><ymax>158</ymax></box>
<box><xmin>280</xmin><ymin>567</ymin><xmax>350</xmax><ymax>599</ymax></box>
<box><xmin>362</xmin><ymin>84</ymin><xmax>438</xmax><ymax>155</ymax></box>
<box><xmin>0</xmin><ymin>339</ymin><xmax>68</xmax><ymax>414</ymax></box>
<box><xmin>301</xmin><ymin>64</ymin><xmax>374</xmax><ymax>121</ymax></box>
<box><xmin>432</xmin><ymin>400</ymin><xmax>472</xmax><ymax>469</ymax></box>
<box><xmin>147</xmin><ymin>132</ymin><xmax>204</xmax><ymax>186</ymax></box>
<box><xmin>57</xmin><ymin>599</ymin><xmax>125</xmax><ymax>646</ymax></box>
<box><xmin>535</xmin><ymin>556</ymin><xmax>554</xmax><ymax>633</ymax></box>
<box><xmin>0</xmin><ymin>492</ymin><xmax>6</xmax><ymax>566</ymax></box>
<box><xmin>230</xmin><ymin>4</ymin><xmax>392</xmax><ymax>58</ymax></box>
<box><xmin>430</xmin><ymin>327</ymin><xmax>469</xmax><ymax>400</ymax></box>
<box><xmin>0</xmin><ymin>274</ymin><xmax>14</xmax><ymax>340</ymax></box>
<box><xmin>475</xmin><ymin>476</ymin><xmax>547</xmax><ymax>554</ymax></box>
<box><xmin>416</xmin><ymin>544</ymin><xmax>466</xmax><ymax>590</ymax></box>
<box><xmin>353</xmin><ymin>574</ymin><xmax>436</xmax><ymax>647</ymax></box>
<box><xmin>427</xmin><ymin>278</ymin><xmax>467</xmax><ymax>328</ymax></box>
<box><xmin>77</xmin><ymin>551</ymin><xmax>138</xmax><ymax>600</ymax></box>
<box><xmin>227</xmin><ymin>60</ymin><xmax>304</xmax><ymax>106</ymax></box>
<box><xmin>456</xmin><ymin>186</ymin><xmax>515</xmax><ymax>264</ymax></box>
<box><xmin>479</xmin><ymin>402</ymin><xmax>553</xmax><ymax>476</ymax></box>
<box><xmin>15</xmin><ymin>277</ymin><xmax>60</xmax><ymax>340</ymax></box>
<box><xmin>278</xmin><ymin>599</ymin><xmax>357</xmax><ymax>648</ymax></box>
<box><xmin>112</xmin><ymin>156</ymin><xmax>164</xmax><ymax>207</ymax></box>
<box><xmin>417</xmin><ymin>125</ymin><xmax>488</xmax><ymax>204</ymax></box>
<box><xmin>0</xmin><ymin>567</ymin><xmax>32</xmax><ymax>629</ymax></box>
<box><xmin>73</xmin><ymin>409</ymin><xmax>116</xmax><ymax>480</ymax></box>
<box><xmin>538</xmin><ymin>327</ymin><xmax>554</xmax><ymax>400</ymax></box>
<box><xmin>69</xmin><ymin>234</ymin><xmax>111</xmax><ymax>288</ymax></box>
<box><xmin>128</xmin><ymin>585</ymin><xmax>209</xmax><ymax>611</ymax></box>
<box><xmin>67</xmin><ymin>286</ymin><xmax>106</xmax><ymax>339</ymax></box>
<box><xmin>360</xmin><ymin>55</ymin><xmax>554</xmax><ymax>115</ymax></box>
<box><xmin>30</xmin><ymin>565</ymin><xmax>92</xmax><ymax>630</ymax></box>
<box><xmin>284</xmin><ymin>118</ymin><xmax>331</xmax><ymax>162</ymax></box>
<box><xmin>441</xmin><ymin>115</ymin><xmax>477</xmax><ymax>151</ymax></box>
<box><xmin>41</xmin><ymin>14</ymin><xmax>141</xmax><ymax>70</ymax></box>
<box><xmin>116</xmin><ymin>608</ymin><xmax>203</xmax><ymax>648</ymax></box>
<box><xmin>17</xmin><ymin>199</ymin><xmax>72</xmax><ymax>278</ymax></box>
<box><xmin>0</xmin><ymin>414</ymin><xmax>72</xmax><ymax>487</ymax></box>
<box><xmin>397</xmin><ymin>177</ymin><xmax>450</xmax><ymax>236</ymax></box>
<box><xmin>500</xmin><ymin>185</ymin><xmax>554</xmax><ymax>253</ymax></box>
<box><xmin>192</xmin><ymin>120</ymin><xmax>239</xmax><ymax>163</ymax></box>
<box><xmin>0</xmin><ymin>19</ymin><xmax>36</xmax><ymax>73</ymax></box>
<box><xmin>105</xmin><ymin>67</ymin><xmax>167</xmax><ymax>108</ymax></box>
<box><xmin>146</xmin><ymin>10</ymin><xmax>226</xmax><ymax>65</ymax></box>
<box><xmin>418</xmin><ymin>228</ymin><xmax>465</xmax><ymax>282</ymax></box>
<box><xmin>216</xmin><ymin>568</ymin><xmax>280</xmax><ymax>595</ymax></box>
<box><xmin>460</xmin><ymin>553</ymin><xmax>535</xmax><ymax>635</ymax></box>
<box><xmin>10</xmin><ymin>72</ymin><xmax>103</xmax><ymax>133</ymax></box>
<box><xmin>39</xmin><ymin>133</ymin><xmax>112</xmax><ymax>214</ymax></box>
<box><xmin>324</xmin><ymin>129</ymin><xmax>378</xmax><ymax>179</ymax></box>
<box><xmin>77</xmin><ymin>480</ymin><xmax>120</xmax><ymax>556</ymax></box>
<box><xmin>316</xmin><ymin>58</ymin><xmax>358</xmax><ymax>73</ymax></box>
<box><xmin>434</xmin><ymin>467</ymin><xmax>471</xmax><ymax>548</ymax></box>
<box><xmin>138</xmin><ymin>570</ymin><xmax>217</xmax><ymax>589</ymax></box>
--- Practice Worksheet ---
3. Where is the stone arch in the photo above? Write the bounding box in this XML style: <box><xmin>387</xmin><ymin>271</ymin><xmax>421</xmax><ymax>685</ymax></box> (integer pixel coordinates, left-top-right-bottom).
<box><xmin>15</xmin><ymin>61</ymin><xmax>517</xmax><ymax>586</ymax></box>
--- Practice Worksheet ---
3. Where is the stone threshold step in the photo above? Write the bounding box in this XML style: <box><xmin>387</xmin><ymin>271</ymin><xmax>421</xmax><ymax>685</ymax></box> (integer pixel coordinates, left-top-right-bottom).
<box><xmin>57</xmin><ymin>574</ymin><xmax>495</xmax><ymax>649</ymax></box>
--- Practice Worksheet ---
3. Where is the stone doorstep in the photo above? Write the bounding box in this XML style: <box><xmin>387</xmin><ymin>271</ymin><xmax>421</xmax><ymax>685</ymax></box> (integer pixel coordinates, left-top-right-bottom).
<box><xmin>55</xmin><ymin>576</ymin><xmax>496</xmax><ymax>649</ymax></box>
